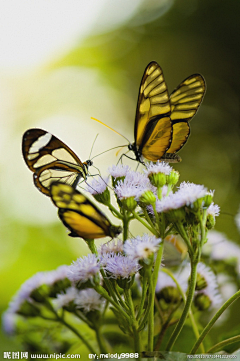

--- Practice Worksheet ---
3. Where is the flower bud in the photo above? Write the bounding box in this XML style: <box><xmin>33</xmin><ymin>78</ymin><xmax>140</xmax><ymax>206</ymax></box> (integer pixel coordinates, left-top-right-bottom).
<box><xmin>121</xmin><ymin>197</ymin><xmax>137</xmax><ymax>211</ymax></box>
<box><xmin>195</xmin><ymin>273</ymin><xmax>208</xmax><ymax>291</ymax></box>
<box><xmin>194</xmin><ymin>293</ymin><xmax>212</xmax><ymax>311</ymax></box>
<box><xmin>166</xmin><ymin>170</ymin><xmax>180</xmax><ymax>186</ymax></box>
<box><xmin>157</xmin><ymin>286</ymin><xmax>181</xmax><ymax>304</ymax></box>
<box><xmin>139</xmin><ymin>191</ymin><xmax>156</xmax><ymax>205</ymax></box>
<box><xmin>93</xmin><ymin>187</ymin><xmax>110</xmax><ymax>205</ymax></box>
<box><xmin>148</xmin><ymin>172</ymin><xmax>166</xmax><ymax>188</ymax></box>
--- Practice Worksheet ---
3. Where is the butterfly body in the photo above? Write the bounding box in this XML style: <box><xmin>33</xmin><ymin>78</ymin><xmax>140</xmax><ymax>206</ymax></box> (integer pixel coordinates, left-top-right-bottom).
<box><xmin>129</xmin><ymin>61</ymin><xmax>206</xmax><ymax>163</ymax></box>
<box><xmin>22</xmin><ymin>128</ymin><xmax>92</xmax><ymax>196</ymax></box>
<box><xmin>50</xmin><ymin>182</ymin><xmax>122</xmax><ymax>240</ymax></box>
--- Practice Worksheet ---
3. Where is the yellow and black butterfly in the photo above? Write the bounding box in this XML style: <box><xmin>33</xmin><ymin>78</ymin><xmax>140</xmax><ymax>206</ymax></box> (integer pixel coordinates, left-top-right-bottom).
<box><xmin>22</xmin><ymin>128</ymin><xmax>93</xmax><ymax>196</ymax></box>
<box><xmin>93</xmin><ymin>61</ymin><xmax>206</xmax><ymax>164</ymax></box>
<box><xmin>50</xmin><ymin>182</ymin><xmax>122</xmax><ymax>240</ymax></box>
<box><xmin>128</xmin><ymin>61</ymin><xmax>206</xmax><ymax>163</ymax></box>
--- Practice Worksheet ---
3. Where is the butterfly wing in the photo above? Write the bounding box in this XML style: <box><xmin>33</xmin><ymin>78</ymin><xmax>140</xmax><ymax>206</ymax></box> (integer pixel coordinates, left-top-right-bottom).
<box><xmin>50</xmin><ymin>182</ymin><xmax>122</xmax><ymax>240</ymax></box>
<box><xmin>134</xmin><ymin>62</ymin><xmax>172</xmax><ymax>161</ymax></box>
<box><xmin>22</xmin><ymin>128</ymin><xmax>88</xmax><ymax>196</ymax></box>
<box><xmin>163</xmin><ymin>74</ymin><xmax>206</xmax><ymax>159</ymax></box>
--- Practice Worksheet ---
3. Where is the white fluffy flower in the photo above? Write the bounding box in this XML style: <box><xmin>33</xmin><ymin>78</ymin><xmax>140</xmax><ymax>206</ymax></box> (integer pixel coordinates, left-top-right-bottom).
<box><xmin>53</xmin><ymin>287</ymin><xmax>79</xmax><ymax>309</ymax></box>
<box><xmin>124</xmin><ymin>234</ymin><xmax>161</xmax><ymax>260</ymax></box>
<box><xmin>75</xmin><ymin>288</ymin><xmax>104</xmax><ymax>313</ymax></box>
<box><xmin>145</xmin><ymin>161</ymin><xmax>172</xmax><ymax>176</ymax></box>
<box><xmin>68</xmin><ymin>254</ymin><xmax>100</xmax><ymax>284</ymax></box>
<box><xmin>85</xmin><ymin>175</ymin><xmax>109</xmax><ymax>195</ymax></box>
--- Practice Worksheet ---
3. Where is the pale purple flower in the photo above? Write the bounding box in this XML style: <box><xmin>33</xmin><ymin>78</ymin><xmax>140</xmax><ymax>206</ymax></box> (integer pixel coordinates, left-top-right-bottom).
<box><xmin>124</xmin><ymin>170</ymin><xmax>150</xmax><ymax>186</ymax></box>
<box><xmin>115</xmin><ymin>180</ymin><xmax>140</xmax><ymax>199</ymax></box>
<box><xmin>44</xmin><ymin>265</ymin><xmax>70</xmax><ymax>285</ymax></box>
<box><xmin>108</xmin><ymin>164</ymin><xmax>131</xmax><ymax>178</ymax></box>
<box><xmin>98</xmin><ymin>239</ymin><xmax>124</xmax><ymax>256</ymax></box>
<box><xmin>53</xmin><ymin>287</ymin><xmax>79</xmax><ymax>309</ymax></box>
<box><xmin>68</xmin><ymin>254</ymin><xmax>100</xmax><ymax>284</ymax></box>
<box><xmin>124</xmin><ymin>234</ymin><xmax>161</xmax><ymax>260</ymax></box>
<box><xmin>75</xmin><ymin>288</ymin><xmax>104</xmax><ymax>313</ymax></box>
<box><xmin>145</xmin><ymin>161</ymin><xmax>172</xmax><ymax>176</ymax></box>
<box><xmin>177</xmin><ymin>182</ymin><xmax>209</xmax><ymax>205</ymax></box>
<box><xmin>114</xmin><ymin>170</ymin><xmax>153</xmax><ymax>200</ymax></box>
<box><xmin>155</xmin><ymin>193</ymin><xmax>186</xmax><ymax>213</ymax></box>
<box><xmin>85</xmin><ymin>175</ymin><xmax>109</xmax><ymax>195</ymax></box>
<box><xmin>207</xmin><ymin>203</ymin><xmax>220</xmax><ymax>218</ymax></box>
<box><xmin>6</xmin><ymin>272</ymin><xmax>47</xmax><ymax>314</ymax></box>
<box><xmin>103</xmin><ymin>253</ymin><xmax>141</xmax><ymax>279</ymax></box>
<box><xmin>151</xmin><ymin>182</ymin><xmax>210</xmax><ymax>213</ymax></box>
<box><xmin>2</xmin><ymin>312</ymin><xmax>17</xmax><ymax>335</ymax></box>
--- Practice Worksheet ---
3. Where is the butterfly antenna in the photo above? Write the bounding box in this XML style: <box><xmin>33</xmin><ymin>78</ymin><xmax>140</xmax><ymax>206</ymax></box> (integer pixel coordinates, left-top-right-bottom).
<box><xmin>116</xmin><ymin>146</ymin><xmax>126</xmax><ymax>157</ymax></box>
<box><xmin>91</xmin><ymin>145</ymin><xmax>128</xmax><ymax>161</ymax></box>
<box><xmin>91</xmin><ymin>117</ymin><xmax>130</xmax><ymax>143</ymax></box>
<box><xmin>88</xmin><ymin>133</ymin><xmax>99</xmax><ymax>160</ymax></box>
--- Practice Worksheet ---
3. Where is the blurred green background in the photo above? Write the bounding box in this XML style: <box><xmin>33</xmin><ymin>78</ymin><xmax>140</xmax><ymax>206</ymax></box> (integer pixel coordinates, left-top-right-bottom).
<box><xmin>0</xmin><ymin>0</ymin><xmax>239</xmax><ymax>354</ymax></box>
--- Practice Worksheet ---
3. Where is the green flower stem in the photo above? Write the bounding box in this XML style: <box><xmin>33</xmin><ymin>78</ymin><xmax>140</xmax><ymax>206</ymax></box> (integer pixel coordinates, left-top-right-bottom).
<box><xmin>143</xmin><ymin>208</ymin><xmax>155</xmax><ymax>230</ymax></box>
<box><xmin>115</xmin><ymin>283</ymin><xmax>130</xmax><ymax>311</ymax></box>
<box><xmin>162</xmin><ymin>268</ymin><xmax>204</xmax><ymax>353</ymax></box>
<box><xmin>148</xmin><ymin>242</ymin><xmax>164</xmax><ymax>351</ymax></box>
<box><xmin>73</xmin><ymin>310</ymin><xmax>93</xmax><ymax>328</ymax></box>
<box><xmin>107</xmin><ymin>202</ymin><xmax>123</xmax><ymax>219</ymax></box>
<box><xmin>137</xmin><ymin>276</ymin><xmax>148</xmax><ymax>321</ymax></box>
<box><xmin>147</xmin><ymin>274</ymin><xmax>154</xmax><ymax>351</ymax></box>
<box><xmin>167</xmin><ymin>184</ymin><xmax>172</xmax><ymax>196</ymax></box>
<box><xmin>166</xmin><ymin>258</ymin><xmax>198</xmax><ymax>351</ymax></box>
<box><xmin>175</xmin><ymin>222</ymin><xmax>193</xmax><ymax>256</ymax></box>
<box><xmin>139</xmin><ymin>292</ymin><xmax>152</xmax><ymax>331</ymax></box>
<box><xmin>163</xmin><ymin>224</ymin><xmax>174</xmax><ymax>238</ymax></box>
<box><xmin>122</xmin><ymin>209</ymin><xmax>130</xmax><ymax>241</ymax></box>
<box><xmin>124</xmin><ymin>289</ymin><xmax>141</xmax><ymax>354</ymax></box>
<box><xmin>86</xmin><ymin>239</ymin><xmax>97</xmax><ymax>254</ymax></box>
<box><xmin>131</xmin><ymin>210</ymin><xmax>158</xmax><ymax>236</ymax></box>
<box><xmin>154</xmin><ymin>295</ymin><xmax>164</xmax><ymax>324</ymax></box>
<box><xmin>60</xmin><ymin>317</ymin><xmax>96</xmax><ymax>353</ymax></box>
<box><xmin>124</xmin><ymin>288</ymin><xmax>135</xmax><ymax>316</ymax></box>
<box><xmin>190</xmin><ymin>290</ymin><xmax>240</xmax><ymax>354</ymax></box>
<box><xmin>207</xmin><ymin>335</ymin><xmax>240</xmax><ymax>354</ymax></box>
<box><xmin>157</xmin><ymin>187</ymin><xmax>162</xmax><ymax>200</ymax></box>
<box><xmin>49</xmin><ymin>309</ymin><xmax>96</xmax><ymax>354</ymax></box>
<box><xmin>94</xmin><ymin>325</ymin><xmax>109</xmax><ymax>353</ymax></box>
<box><xmin>133</xmin><ymin>323</ymin><xmax>141</xmax><ymax>354</ymax></box>
<box><xmin>152</xmin><ymin>203</ymin><xmax>160</xmax><ymax>231</ymax></box>
<box><xmin>199</xmin><ymin>210</ymin><xmax>207</xmax><ymax>257</ymax></box>
<box><xmin>100</xmin><ymin>269</ymin><xmax>118</xmax><ymax>304</ymax></box>
<box><xmin>94</xmin><ymin>284</ymin><xmax>131</xmax><ymax>324</ymax></box>
<box><xmin>154</xmin><ymin>302</ymin><xmax>181</xmax><ymax>351</ymax></box>
<box><xmin>42</xmin><ymin>300</ymin><xmax>95</xmax><ymax>352</ymax></box>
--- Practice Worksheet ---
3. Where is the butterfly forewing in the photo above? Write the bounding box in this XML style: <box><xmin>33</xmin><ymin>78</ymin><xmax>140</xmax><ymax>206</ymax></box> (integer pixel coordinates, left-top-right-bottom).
<box><xmin>22</xmin><ymin>128</ymin><xmax>89</xmax><ymax>196</ymax></box>
<box><xmin>50</xmin><ymin>182</ymin><xmax>122</xmax><ymax>240</ymax></box>
<box><xmin>134</xmin><ymin>62</ymin><xmax>172</xmax><ymax>154</ymax></box>
<box><xmin>170</xmin><ymin>74</ymin><xmax>206</xmax><ymax>123</ymax></box>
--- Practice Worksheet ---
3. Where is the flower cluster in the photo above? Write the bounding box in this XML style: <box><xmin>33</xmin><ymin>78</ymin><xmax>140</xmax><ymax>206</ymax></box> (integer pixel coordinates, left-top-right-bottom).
<box><xmin>4</xmin><ymin>161</ymin><xmax>237</xmax><ymax>358</ymax></box>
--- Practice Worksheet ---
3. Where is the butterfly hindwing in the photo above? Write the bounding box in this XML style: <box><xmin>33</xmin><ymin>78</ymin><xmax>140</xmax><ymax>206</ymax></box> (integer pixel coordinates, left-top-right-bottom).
<box><xmin>50</xmin><ymin>182</ymin><xmax>122</xmax><ymax>240</ymax></box>
<box><xmin>133</xmin><ymin>62</ymin><xmax>172</xmax><ymax>161</ymax></box>
<box><xmin>22</xmin><ymin>128</ymin><xmax>90</xmax><ymax>196</ymax></box>
<box><xmin>162</xmin><ymin>74</ymin><xmax>206</xmax><ymax>160</ymax></box>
